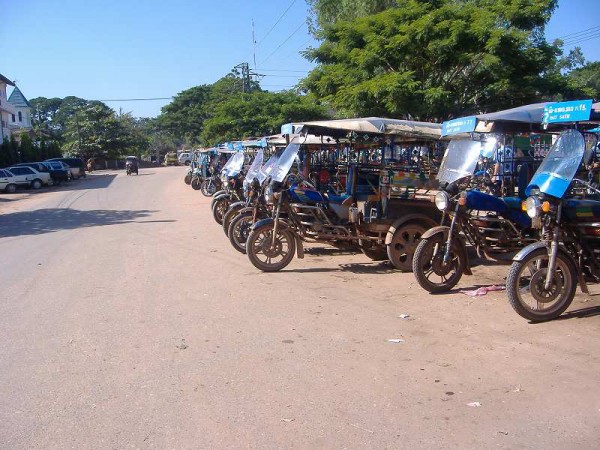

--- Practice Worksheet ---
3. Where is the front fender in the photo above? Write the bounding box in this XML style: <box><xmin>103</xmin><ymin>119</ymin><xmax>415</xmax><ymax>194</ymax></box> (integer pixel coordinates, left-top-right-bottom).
<box><xmin>421</xmin><ymin>225</ymin><xmax>451</xmax><ymax>240</ymax></box>
<box><xmin>385</xmin><ymin>214</ymin><xmax>438</xmax><ymax>245</ymax></box>
<box><xmin>227</xmin><ymin>201</ymin><xmax>246</xmax><ymax>212</ymax></box>
<box><xmin>211</xmin><ymin>193</ymin><xmax>231</xmax><ymax>208</ymax></box>
<box><xmin>251</xmin><ymin>218</ymin><xmax>304</xmax><ymax>259</ymax></box>
<box><xmin>420</xmin><ymin>225</ymin><xmax>472</xmax><ymax>275</ymax></box>
<box><xmin>513</xmin><ymin>241</ymin><xmax>548</xmax><ymax>262</ymax></box>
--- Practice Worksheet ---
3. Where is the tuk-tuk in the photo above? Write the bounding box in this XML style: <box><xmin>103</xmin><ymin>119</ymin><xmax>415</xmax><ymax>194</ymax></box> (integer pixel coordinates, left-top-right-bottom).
<box><xmin>125</xmin><ymin>156</ymin><xmax>139</xmax><ymax>175</ymax></box>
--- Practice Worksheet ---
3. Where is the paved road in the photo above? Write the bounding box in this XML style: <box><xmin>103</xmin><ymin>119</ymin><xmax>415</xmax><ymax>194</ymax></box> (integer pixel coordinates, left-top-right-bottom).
<box><xmin>1</xmin><ymin>167</ymin><xmax>599</xmax><ymax>449</ymax></box>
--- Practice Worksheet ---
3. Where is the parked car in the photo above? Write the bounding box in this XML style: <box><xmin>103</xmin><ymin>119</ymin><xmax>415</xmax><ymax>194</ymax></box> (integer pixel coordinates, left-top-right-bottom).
<box><xmin>46</xmin><ymin>157</ymin><xmax>86</xmax><ymax>179</ymax></box>
<box><xmin>2</xmin><ymin>166</ymin><xmax>52</xmax><ymax>190</ymax></box>
<box><xmin>0</xmin><ymin>169</ymin><xmax>23</xmax><ymax>193</ymax></box>
<box><xmin>178</xmin><ymin>152</ymin><xmax>192</xmax><ymax>165</ymax></box>
<box><xmin>15</xmin><ymin>161</ymin><xmax>69</xmax><ymax>185</ymax></box>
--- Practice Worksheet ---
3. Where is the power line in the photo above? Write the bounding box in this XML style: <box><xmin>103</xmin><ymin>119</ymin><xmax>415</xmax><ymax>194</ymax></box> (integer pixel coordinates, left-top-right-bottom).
<box><xmin>260</xmin><ymin>68</ymin><xmax>310</xmax><ymax>73</ymax></box>
<box><xmin>260</xmin><ymin>21</ymin><xmax>306</xmax><ymax>66</ymax></box>
<box><xmin>256</xmin><ymin>0</ymin><xmax>296</xmax><ymax>47</ymax></box>
<box><xmin>562</xmin><ymin>31</ymin><xmax>600</xmax><ymax>46</ymax></box>
<box><xmin>97</xmin><ymin>97</ymin><xmax>173</xmax><ymax>102</ymax></box>
<box><xmin>555</xmin><ymin>25</ymin><xmax>600</xmax><ymax>40</ymax></box>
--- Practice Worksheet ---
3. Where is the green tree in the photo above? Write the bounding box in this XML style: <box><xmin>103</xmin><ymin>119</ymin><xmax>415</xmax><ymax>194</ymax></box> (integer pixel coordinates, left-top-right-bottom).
<box><xmin>158</xmin><ymin>85</ymin><xmax>212</xmax><ymax>145</ymax></box>
<box><xmin>62</xmin><ymin>103</ymin><xmax>147</xmax><ymax>160</ymax></box>
<box><xmin>200</xmin><ymin>90</ymin><xmax>329</xmax><ymax>145</ymax></box>
<box><xmin>302</xmin><ymin>0</ymin><xmax>565</xmax><ymax>121</ymax></box>
<box><xmin>566</xmin><ymin>61</ymin><xmax>600</xmax><ymax>100</ymax></box>
<box><xmin>307</xmin><ymin>0</ymin><xmax>397</xmax><ymax>36</ymax></box>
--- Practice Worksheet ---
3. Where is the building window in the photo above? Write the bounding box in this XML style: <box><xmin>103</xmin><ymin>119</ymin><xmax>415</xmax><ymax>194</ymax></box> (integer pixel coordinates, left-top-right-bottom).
<box><xmin>18</xmin><ymin>111</ymin><xmax>22</xmax><ymax>122</ymax></box>
<box><xmin>12</xmin><ymin>114</ymin><xmax>15</xmax><ymax>122</ymax></box>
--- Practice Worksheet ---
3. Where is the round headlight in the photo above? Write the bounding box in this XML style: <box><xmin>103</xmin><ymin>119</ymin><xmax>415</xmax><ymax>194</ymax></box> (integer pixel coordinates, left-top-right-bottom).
<box><xmin>525</xmin><ymin>196</ymin><xmax>541</xmax><ymax>218</ymax></box>
<box><xmin>435</xmin><ymin>191</ymin><xmax>449</xmax><ymax>211</ymax></box>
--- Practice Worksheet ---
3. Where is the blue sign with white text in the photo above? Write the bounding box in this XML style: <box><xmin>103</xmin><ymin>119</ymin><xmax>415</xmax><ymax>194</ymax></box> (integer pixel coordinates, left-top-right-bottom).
<box><xmin>281</xmin><ymin>123</ymin><xmax>294</xmax><ymax>135</ymax></box>
<box><xmin>442</xmin><ymin>116</ymin><xmax>477</xmax><ymax>136</ymax></box>
<box><xmin>543</xmin><ymin>99</ymin><xmax>593</xmax><ymax>124</ymax></box>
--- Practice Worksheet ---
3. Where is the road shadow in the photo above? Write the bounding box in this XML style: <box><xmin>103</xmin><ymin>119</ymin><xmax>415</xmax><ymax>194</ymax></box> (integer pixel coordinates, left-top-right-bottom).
<box><xmin>53</xmin><ymin>174</ymin><xmax>117</xmax><ymax>192</ymax></box>
<box><xmin>0</xmin><ymin>208</ymin><xmax>173</xmax><ymax>238</ymax></box>
<box><xmin>304</xmin><ymin>247</ymin><xmax>360</xmax><ymax>256</ymax></box>
<box><xmin>282</xmin><ymin>260</ymin><xmax>396</xmax><ymax>274</ymax></box>
<box><xmin>548</xmin><ymin>305</ymin><xmax>600</xmax><ymax>322</ymax></box>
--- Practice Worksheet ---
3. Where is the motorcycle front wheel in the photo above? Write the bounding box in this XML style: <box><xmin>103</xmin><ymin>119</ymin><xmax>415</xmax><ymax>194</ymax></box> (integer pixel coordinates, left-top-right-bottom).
<box><xmin>184</xmin><ymin>173</ymin><xmax>192</xmax><ymax>185</ymax></box>
<box><xmin>412</xmin><ymin>233</ymin><xmax>466</xmax><ymax>293</ymax></box>
<box><xmin>191</xmin><ymin>177</ymin><xmax>202</xmax><ymax>190</ymax></box>
<box><xmin>228</xmin><ymin>211</ymin><xmax>254</xmax><ymax>254</ymax></box>
<box><xmin>212</xmin><ymin>198</ymin><xmax>230</xmax><ymax>225</ymax></box>
<box><xmin>222</xmin><ymin>204</ymin><xmax>245</xmax><ymax>235</ymax></box>
<box><xmin>506</xmin><ymin>248</ymin><xmax>577</xmax><ymax>322</ymax></box>
<box><xmin>201</xmin><ymin>179</ymin><xmax>216</xmax><ymax>197</ymax></box>
<box><xmin>246</xmin><ymin>223</ymin><xmax>296</xmax><ymax>272</ymax></box>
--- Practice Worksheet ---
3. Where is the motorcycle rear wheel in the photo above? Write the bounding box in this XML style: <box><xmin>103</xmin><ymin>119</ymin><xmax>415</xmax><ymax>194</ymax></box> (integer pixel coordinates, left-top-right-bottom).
<box><xmin>506</xmin><ymin>248</ymin><xmax>577</xmax><ymax>322</ymax></box>
<box><xmin>228</xmin><ymin>211</ymin><xmax>254</xmax><ymax>254</ymax></box>
<box><xmin>412</xmin><ymin>234</ymin><xmax>466</xmax><ymax>293</ymax></box>
<box><xmin>246</xmin><ymin>223</ymin><xmax>296</xmax><ymax>272</ymax></box>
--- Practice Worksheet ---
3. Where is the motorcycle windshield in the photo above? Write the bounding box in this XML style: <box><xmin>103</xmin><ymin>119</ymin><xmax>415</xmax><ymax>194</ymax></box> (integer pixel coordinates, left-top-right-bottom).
<box><xmin>527</xmin><ymin>129</ymin><xmax>585</xmax><ymax>198</ymax></box>
<box><xmin>243</xmin><ymin>150</ymin><xmax>264</xmax><ymax>187</ymax></box>
<box><xmin>221</xmin><ymin>152</ymin><xmax>245</xmax><ymax>176</ymax></box>
<box><xmin>437</xmin><ymin>139</ymin><xmax>484</xmax><ymax>185</ymax></box>
<box><xmin>257</xmin><ymin>154</ymin><xmax>279</xmax><ymax>184</ymax></box>
<box><xmin>269</xmin><ymin>137</ymin><xmax>303</xmax><ymax>182</ymax></box>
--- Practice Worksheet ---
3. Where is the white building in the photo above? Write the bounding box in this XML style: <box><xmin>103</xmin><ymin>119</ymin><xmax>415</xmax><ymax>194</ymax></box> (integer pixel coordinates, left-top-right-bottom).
<box><xmin>0</xmin><ymin>72</ymin><xmax>17</xmax><ymax>145</ymax></box>
<box><xmin>8</xmin><ymin>86</ymin><xmax>33</xmax><ymax>137</ymax></box>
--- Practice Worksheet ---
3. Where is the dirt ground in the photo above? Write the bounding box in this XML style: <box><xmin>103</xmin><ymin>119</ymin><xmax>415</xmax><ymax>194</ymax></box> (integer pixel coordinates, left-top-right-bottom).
<box><xmin>0</xmin><ymin>166</ymin><xmax>598</xmax><ymax>449</ymax></box>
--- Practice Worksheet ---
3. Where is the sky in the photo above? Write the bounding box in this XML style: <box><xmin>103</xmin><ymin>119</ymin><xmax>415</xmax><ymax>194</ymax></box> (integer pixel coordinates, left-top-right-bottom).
<box><xmin>1</xmin><ymin>0</ymin><xmax>599</xmax><ymax>119</ymax></box>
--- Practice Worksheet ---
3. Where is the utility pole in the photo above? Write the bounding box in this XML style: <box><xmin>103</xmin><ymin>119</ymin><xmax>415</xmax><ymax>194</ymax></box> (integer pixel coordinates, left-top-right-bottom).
<box><xmin>234</xmin><ymin>62</ymin><xmax>264</xmax><ymax>93</ymax></box>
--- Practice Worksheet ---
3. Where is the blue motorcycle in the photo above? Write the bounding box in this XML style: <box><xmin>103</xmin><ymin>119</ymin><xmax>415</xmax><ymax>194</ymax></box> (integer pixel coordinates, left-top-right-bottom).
<box><xmin>412</xmin><ymin>137</ymin><xmax>537</xmax><ymax>293</ymax></box>
<box><xmin>506</xmin><ymin>129</ymin><xmax>600</xmax><ymax>321</ymax></box>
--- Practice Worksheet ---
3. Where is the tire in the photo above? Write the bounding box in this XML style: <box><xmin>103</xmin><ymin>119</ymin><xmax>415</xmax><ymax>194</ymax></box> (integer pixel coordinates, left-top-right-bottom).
<box><xmin>222</xmin><ymin>204</ymin><xmax>245</xmax><ymax>235</ymax></box>
<box><xmin>387</xmin><ymin>223</ymin><xmax>428</xmax><ymax>271</ymax></box>
<box><xmin>412</xmin><ymin>233</ymin><xmax>466</xmax><ymax>293</ymax></box>
<box><xmin>5</xmin><ymin>184</ymin><xmax>17</xmax><ymax>193</ymax></box>
<box><xmin>31</xmin><ymin>179</ymin><xmax>43</xmax><ymax>190</ymax></box>
<box><xmin>201</xmin><ymin>179</ymin><xmax>216</xmax><ymax>197</ymax></box>
<box><xmin>228</xmin><ymin>212</ymin><xmax>254</xmax><ymax>254</ymax></box>
<box><xmin>506</xmin><ymin>248</ymin><xmax>577</xmax><ymax>322</ymax></box>
<box><xmin>212</xmin><ymin>198</ymin><xmax>230</xmax><ymax>225</ymax></box>
<box><xmin>361</xmin><ymin>245</ymin><xmax>389</xmax><ymax>261</ymax></box>
<box><xmin>246</xmin><ymin>223</ymin><xmax>296</xmax><ymax>272</ymax></box>
<box><xmin>184</xmin><ymin>174</ymin><xmax>192</xmax><ymax>185</ymax></box>
<box><xmin>191</xmin><ymin>178</ymin><xmax>202</xmax><ymax>190</ymax></box>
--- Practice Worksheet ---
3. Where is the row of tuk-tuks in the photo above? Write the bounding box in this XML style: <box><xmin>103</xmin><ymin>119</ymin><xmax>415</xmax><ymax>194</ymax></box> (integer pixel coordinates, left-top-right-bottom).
<box><xmin>186</xmin><ymin>100</ymin><xmax>600</xmax><ymax>322</ymax></box>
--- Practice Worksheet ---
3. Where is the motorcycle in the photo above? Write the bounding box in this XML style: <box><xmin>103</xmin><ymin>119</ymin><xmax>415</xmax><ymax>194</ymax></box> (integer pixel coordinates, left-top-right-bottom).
<box><xmin>211</xmin><ymin>152</ymin><xmax>245</xmax><ymax>225</ymax></box>
<box><xmin>245</xmin><ymin>138</ymin><xmax>400</xmax><ymax>272</ymax></box>
<box><xmin>506</xmin><ymin>129</ymin><xmax>600</xmax><ymax>321</ymax></box>
<box><xmin>227</xmin><ymin>153</ymin><xmax>281</xmax><ymax>253</ymax></box>
<box><xmin>222</xmin><ymin>149</ymin><xmax>265</xmax><ymax>235</ymax></box>
<box><xmin>412</xmin><ymin>137</ymin><xmax>537</xmax><ymax>293</ymax></box>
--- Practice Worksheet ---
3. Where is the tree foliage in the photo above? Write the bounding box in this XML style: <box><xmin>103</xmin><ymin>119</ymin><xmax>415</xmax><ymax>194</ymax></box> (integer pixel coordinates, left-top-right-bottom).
<box><xmin>307</xmin><ymin>0</ymin><xmax>398</xmax><ymax>36</ymax></box>
<box><xmin>157</xmin><ymin>72</ymin><xmax>330</xmax><ymax>146</ymax></box>
<box><xmin>302</xmin><ymin>0</ymin><xmax>575</xmax><ymax>121</ymax></box>
<box><xmin>200</xmin><ymin>90</ymin><xmax>329</xmax><ymax>145</ymax></box>
<box><xmin>565</xmin><ymin>61</ymin><xmax>600</xmax><ymax>100</ymax></box>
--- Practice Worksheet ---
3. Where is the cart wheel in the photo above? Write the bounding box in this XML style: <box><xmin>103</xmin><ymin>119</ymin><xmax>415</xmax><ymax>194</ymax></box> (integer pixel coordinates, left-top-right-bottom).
<box><xmin>387</xmin><ymin>223</ymin><xmax>427</xmax><ymax>271</ymax></box>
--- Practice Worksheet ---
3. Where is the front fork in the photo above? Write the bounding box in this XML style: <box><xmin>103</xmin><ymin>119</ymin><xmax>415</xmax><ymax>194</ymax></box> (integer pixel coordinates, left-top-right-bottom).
<box><xmin>271</xmin><ymin>196</ymin><xmax>282</xmax><ymax>248</ymax></box>
<box><xmin>443</xmin><ymin>203</ymin><xmax>460</xmax><ymax>264</ymax></box>
<box><xmin>544</xmin><ymin>202</ymin><xmax>562</xmax><ymax>290</ymax></box>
